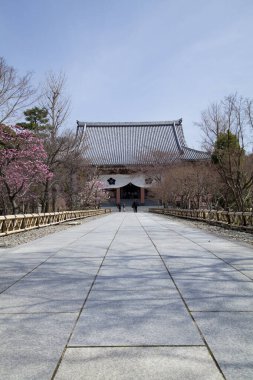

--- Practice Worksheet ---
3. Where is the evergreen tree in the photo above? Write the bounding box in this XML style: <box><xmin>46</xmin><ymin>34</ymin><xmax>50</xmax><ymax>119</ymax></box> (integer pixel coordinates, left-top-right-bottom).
<box><xmin>211</xmin><ymin>130</ymin><xmax>242</xmax><ymax>165</ymax></box>
<box><xmin>211</xmin><ymin>131</ymin><xmax>252</xmax><ymax>212</ymax></box>
<box><xmin>18</xmin><ymin>107</ymin><xmax>50</xmax><ymax>135</ymax></box>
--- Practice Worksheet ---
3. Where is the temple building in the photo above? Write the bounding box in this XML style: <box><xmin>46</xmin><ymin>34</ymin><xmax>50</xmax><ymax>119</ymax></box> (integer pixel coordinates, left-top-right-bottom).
<box><xmin>77</xmin><ymin>119</ymin><xmax>209</xmax><ymax>206</ymax></box>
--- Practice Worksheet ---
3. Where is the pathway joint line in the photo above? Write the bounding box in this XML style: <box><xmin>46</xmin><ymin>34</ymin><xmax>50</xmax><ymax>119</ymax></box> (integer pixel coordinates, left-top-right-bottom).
<box><xmin>66</xmin><ymin>344</ymin><xmax>206</xmax><ymax>348</ymax></box>
<box><xmin>138</xmin><ymin>215</ymin><xmax>227</xmax><ymax>380</ymax></box>
<box><xmin>151</xmin><ymin>213</ymin><xmax>253</xmax><ymax>282</ymax></box>
<box><xmin>0</xmin><ymin>220</ymin><xmax>109</xmax><ymax>295</ymax></box>
<box><xmin>50</xmin><ymin>215</ymin><xmax>127</xmax><ymax>380</ymax></box>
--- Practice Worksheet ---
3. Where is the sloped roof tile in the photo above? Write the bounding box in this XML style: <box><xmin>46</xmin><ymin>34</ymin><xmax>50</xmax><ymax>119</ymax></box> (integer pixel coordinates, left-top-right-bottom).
<box><xmin>77</xmin><ymin>120</ymin><xmax>209</xmax><ymax>165</ymax></box>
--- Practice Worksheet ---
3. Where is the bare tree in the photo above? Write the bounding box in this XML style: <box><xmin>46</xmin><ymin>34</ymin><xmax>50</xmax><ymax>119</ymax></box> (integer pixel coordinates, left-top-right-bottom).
<box><xmin>0</xmin><ymin>57</ymin><xmax>35</xmax><ymax>124</ymax></box>
<box><xmin>196</xmin><ymin>94</ymin><xmax>253</xmax><ymax>152</ymax></box>
<box><xmin>150</xmin><ymin>161</ymin><xmax>222</xmax><ymax>210</ymax></box>
<box><xmin>41</xmin><ymin>128</ymin><xmax>89</xmax><ymax>212</ymax></box>
<box><xmin>17</xmin><ymin>72</ymin><xmax>92</xmax><ymax>212</ymax></box>
<box><xmin>128</xmin><ymin>150</ymin><xmax>181</xmax><ymax>185</ymax></box>
<box><xmin>51</xmin><ymin>132</ymin><xmax>92</xmax><ymax>210</ymax></box>
<box><xmin>197</xmin><ymin>94</ymin><xmax>253</xmax><ymax>211</ymax></box>
<box><xmin>41</xmin><ymin>72</ymin><xmax>70</xmax><ymax>139</ymax></box>
<box><xmin>246</xmin><ymin>99</ymin><xmax>253</xmax><ymax>131</ymax></box>
<box><xmin>38</xmin><ymin>72</ymin><xmax>73</xmax><ymax>211</ymax></box>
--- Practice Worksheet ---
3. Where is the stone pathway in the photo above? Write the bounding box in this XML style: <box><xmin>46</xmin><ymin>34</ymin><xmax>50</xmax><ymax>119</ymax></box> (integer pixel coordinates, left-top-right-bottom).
<box><xmin>0</xmin><ymin>213</ymin><xmax>253</xmax><ymax>379</ymax></box>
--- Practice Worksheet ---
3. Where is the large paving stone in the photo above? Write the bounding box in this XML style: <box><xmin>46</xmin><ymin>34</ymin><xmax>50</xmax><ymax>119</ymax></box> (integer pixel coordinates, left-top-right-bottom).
<box><xmin>55</xmin><ymin>246</ymin><xmax>109</xmax><ymax>259</ymax></box>
<box><xmin>199</xmin><ymin>241</ymin><xmax>252</xmax><ymax>254</ymax></box>
<box><xmin>35</xmin><ymin>256</ymin><xmax>102</xmax><ymax>274</ymax></box>
<box><xmin>230</xmin><ymin>265</ymin><xmax>253</xmax><ymax>280</ymax></box>
<box><xmin>168</xmin><ymin>260</ymin><xmax>250</xmax><ymax>281</ymax></box>
<box><xmin>109</xmin><ymin>237</ymin><xmax>158</xmax><ymax>249</ymax></box>
<box><xmin>161</xmin><ymin>256</ymin><xmax>223</xmax><ymax>267</ymax></box>
<box><xmin>0</xmin><ymin>282</ymin><xmax>93</xmax><ymax>313</ymax></box>
<box><xmin>149</xmin><ymin>241</ymin><xmax>216</xmax><ymax>260</ymax></box>
<box><xmin>93</xmin><ymin>273</ymin><xmax>172</xmax><ymax>291</ymax></box>
<box><xmin>53</xmin><ymin>236</ymin><xmax>118</xmax><ymax>259</ymax></box>
<box><xmin>102</xmin><ymin>256</ymin><xmax>164</xmax><ymax>267</ymax></box>
<box><xmin>0</xmin><ymin>252</ymin><xmax>102</xmax><ymax>295</ymax></box>
<box><xmin>0</xmin><ymin>257</ymin><xmax>44</xmax><ymax>294</ymax></box>
<box><xmin>157</xmin><ymin>246</ymin><xmax>213</xmax><ymax>255</ymax></box>
<box><xmin>88</xmin><ymin>288</ymin><xmax>176</xmax><ymax>301</ymax></box>
<box><xmin>55</xmin><ymin>347</ymin><xmax>223</xmax><ymax>380</ymax></box>
<box><xmin>174</xmin><ymin>278</ymin><xmax>253</xmax><ymax>311</ymax></box>
<box><xmin>98</xmin><ymin>258</ymin><xmax>168</xmax><ymax>279</ymax></box>
<box><xmin>98</xmin><ymin>263</ymin><xmax>169</xmax><ymax>278</ymax></box>
<box><xmin>0</xmin><ymin>276</ymin><xmax>24</xmax><ymax>294</ymax></box>
<box><xmin>106</xmin><ymin>249</ymin><xmax>158</xmax><ymax>257</ymax></box>
<box><xmin>0</xmin><ymin>313</ymin><xmax>77</xmax><ymax>380</ymax></box>
<box><xmin>70</xmin><ymin>298</ymin><xmax>203</xmax><ymax>346</ymax></box>
<box><xmin>229</xmin><ymin>258</ymin><xmax>253</xmax><ymax>266</ymax></box>
<box><xmin>0</xmin><ymin>248</ymin><xmax>56</xmax><ymax>260</ymax></box>
<box><xmin>0</xmin><ymin>260</ymin><xmax>98</xmax><ymax>312</ymax></box>
<box><xmin>193</xmin><ymin>311</ymin><xmax>253</xmax><ymax>380</ymax></box>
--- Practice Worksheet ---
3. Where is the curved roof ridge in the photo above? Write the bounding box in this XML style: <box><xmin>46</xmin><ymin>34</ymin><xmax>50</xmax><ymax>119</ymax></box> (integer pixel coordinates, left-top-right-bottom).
<box><xmin>77</xmin><ymin>119</ymin><xmax>183</xmax><ymax>127</ymax></box>
<box><xmin>76</xmin><ymin>119</ymin><xmax>209</xmax><ymax>165</ymax></box>
<box><xmin>182</xmin><ymin>145</ymin><xmax>210</xmax><ymax>154</ymax></box>
<box><xmin>182</xmin><ymin>146</ymin><xmax>210</xmax><ymax>160</ymax></box>
<box><xmin>172</xmin><ymin>122</ymin><xmax>184</xmax><ymax>153</ymax></box>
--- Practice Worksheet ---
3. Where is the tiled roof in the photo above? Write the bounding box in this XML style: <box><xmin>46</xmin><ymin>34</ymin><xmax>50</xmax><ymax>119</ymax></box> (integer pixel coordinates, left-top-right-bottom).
<box><xmin>182</xmin><ymin>146</ymin><xmax>210</xmax><ymax>161</ymax></box>
<box><xmin>77</xmin><ymin>120</ymin><xmax>209</xmax><ymax>166</ymax></box>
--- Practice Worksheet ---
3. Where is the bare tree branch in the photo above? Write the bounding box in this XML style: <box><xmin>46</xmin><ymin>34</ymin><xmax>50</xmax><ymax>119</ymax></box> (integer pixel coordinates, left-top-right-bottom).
<box><xmin>40</xmin><ymin>72</ymin><xmax>70</xmax><ymax>138</ymax></box>
<box><xmin>0</xmin><ymin>57</ymin><xmax>36</xmax><ymax>124</ymax></box>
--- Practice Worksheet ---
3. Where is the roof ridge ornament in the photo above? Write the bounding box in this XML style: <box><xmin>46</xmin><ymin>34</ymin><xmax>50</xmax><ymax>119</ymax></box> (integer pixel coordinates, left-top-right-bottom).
<box><xmin>76</xmin><ymin>120</ymin><xmax>86</xmax><ymax>139</ymax></box>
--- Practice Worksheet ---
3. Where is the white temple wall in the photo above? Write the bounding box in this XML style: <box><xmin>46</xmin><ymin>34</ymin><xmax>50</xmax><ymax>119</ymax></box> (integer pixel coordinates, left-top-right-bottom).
<box><xmin>99</xmin><ymin>174</ymin><xmax>153</xmax><ymax>189</ymax></box>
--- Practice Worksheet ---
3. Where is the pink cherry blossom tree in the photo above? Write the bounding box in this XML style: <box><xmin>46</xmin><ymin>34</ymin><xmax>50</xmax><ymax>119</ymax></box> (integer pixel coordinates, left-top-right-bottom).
<box><xmin>0</xmin><ymin>125</ymin><xmax>52</xmax><ymax>214</ymax></box>
<box><xmin>77</xmin><ymin>179</ymin><xmax>109</xmax><ymax>208</ymax></box>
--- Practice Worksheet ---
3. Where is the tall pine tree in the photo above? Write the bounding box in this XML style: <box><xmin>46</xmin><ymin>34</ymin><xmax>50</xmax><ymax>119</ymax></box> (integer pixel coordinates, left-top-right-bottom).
<box><xmin>18</xmin><ymin>107</ymin><xmax>50</xmax><ymax>136</ymax></box>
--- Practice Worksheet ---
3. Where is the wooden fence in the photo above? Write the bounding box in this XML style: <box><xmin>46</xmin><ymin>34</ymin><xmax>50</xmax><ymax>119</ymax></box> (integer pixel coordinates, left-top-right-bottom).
<box><xmin>0</xmin><ymin>209</ymin><xmax>111</xmax><ymax>236</ymax></box>
<box><xmin>149</xmin><ymin>208</ymin><xmax>253</xmax><ymax>232</ymax></box>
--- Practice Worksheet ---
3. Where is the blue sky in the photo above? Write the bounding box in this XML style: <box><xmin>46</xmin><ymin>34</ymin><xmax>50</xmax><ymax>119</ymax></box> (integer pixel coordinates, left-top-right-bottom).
<box><xmin>1</xmin><ymin>0</ymin><xmax>253</xmax><ymax>149</ymax></box>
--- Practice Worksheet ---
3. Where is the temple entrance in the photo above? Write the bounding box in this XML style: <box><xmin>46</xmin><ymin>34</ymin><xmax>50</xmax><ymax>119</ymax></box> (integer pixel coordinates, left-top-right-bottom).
<box><xmin>121</xmin><ymin>183</ymin><xmax>140</xmax><ymax>203</ymax></box>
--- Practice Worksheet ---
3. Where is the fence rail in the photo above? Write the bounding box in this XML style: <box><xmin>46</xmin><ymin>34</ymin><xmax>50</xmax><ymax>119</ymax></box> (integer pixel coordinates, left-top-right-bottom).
<box><xmin>0</xmin><ymin>209</ymin><xmax>111</xmax><ymax>236</ymax></box>
<box><xmin>149</xmin><ymin>208</ymin><xmax>253</xmax><ymax>232</ymax></box>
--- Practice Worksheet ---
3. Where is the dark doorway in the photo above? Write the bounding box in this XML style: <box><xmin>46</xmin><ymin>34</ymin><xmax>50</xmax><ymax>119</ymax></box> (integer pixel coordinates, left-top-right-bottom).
<box><xmin>121</xmin><ymin>183</ymin><xmax>140</xmax><ymax>201</ymax></box>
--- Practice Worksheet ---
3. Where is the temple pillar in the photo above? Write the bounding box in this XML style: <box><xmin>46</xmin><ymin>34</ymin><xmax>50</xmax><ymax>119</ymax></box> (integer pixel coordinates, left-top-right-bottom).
<box><xmin>116</xmin><ymin>188</ymin><xmax>121</xmax><ymax>204</ymax></box>
<box><xmin>140</xmin><ymin>187</ymin><xmax>145</xmax><ymax>205</ymax></box>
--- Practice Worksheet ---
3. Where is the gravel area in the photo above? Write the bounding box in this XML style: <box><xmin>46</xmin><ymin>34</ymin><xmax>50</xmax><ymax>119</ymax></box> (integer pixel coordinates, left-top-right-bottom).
<box><xmin>170</xmin><ymin>216</ymin><xmax>253</xmax><ymax>246</ymax></box>
<box><xmin>0</xmin><ymin>214</ymin><xmax>108</xmax><ymax>248</ymax></box>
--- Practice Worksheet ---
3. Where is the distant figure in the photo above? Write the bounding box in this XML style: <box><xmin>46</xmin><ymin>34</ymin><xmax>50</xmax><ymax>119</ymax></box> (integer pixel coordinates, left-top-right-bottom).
<box><xmin>117</xmin><ymin>203</ymin><xmax>122</xmax><ymax>212</ymax></box>
<box><xmin>132</xmin><ymin>200</ymin><xmax>138</xmax><ymax>213</ymax></box>
<box><xmin>122</xmin><ymin>203</ymin><xmax>126</xmax><ymax>212</ymax></box>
